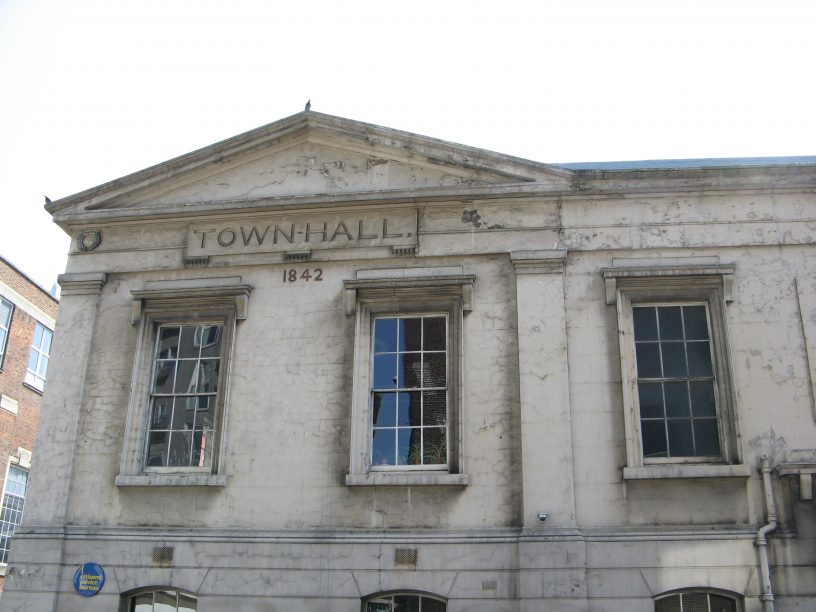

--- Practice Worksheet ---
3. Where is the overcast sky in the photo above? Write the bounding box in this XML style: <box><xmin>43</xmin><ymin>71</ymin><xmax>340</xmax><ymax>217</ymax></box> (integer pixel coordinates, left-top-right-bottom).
<box><xmin>1</xmin><ymin>0</ymin><xmax>814</xmax><ymax>291</ymax></box>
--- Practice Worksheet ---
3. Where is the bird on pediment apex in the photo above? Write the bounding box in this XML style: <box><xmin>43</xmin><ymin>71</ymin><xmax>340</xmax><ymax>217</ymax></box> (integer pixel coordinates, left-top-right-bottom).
<box><xmin>305</xmin><ymin>99</ymin><xmax>311</xmax><ymax>111</ymax></box>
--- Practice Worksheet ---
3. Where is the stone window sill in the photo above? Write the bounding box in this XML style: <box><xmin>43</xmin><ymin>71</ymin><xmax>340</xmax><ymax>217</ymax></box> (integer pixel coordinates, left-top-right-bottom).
<box><xmin>115</xmin><ymin>474</ymin><xmax>226</xmax><ymax>487</ymax></box>
<box><xmin>345</xmin><ymin>473</ymin><xmax>469</xmax><ymax>487</ymax></box>
<box><xmin>623</xmin><ymin>464</ymin><xmax>751</xmax><ymax>481</ymax></box>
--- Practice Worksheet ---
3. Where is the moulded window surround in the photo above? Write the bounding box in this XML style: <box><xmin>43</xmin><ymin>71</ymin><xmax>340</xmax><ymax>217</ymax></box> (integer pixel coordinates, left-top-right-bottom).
<box><xmin>603</xmin><ymin>265</ymin><xmax>745</xmax><ymax>480</ymax></box>
<box><xmin>116</xmin><ymin>283</ymin><xmax>250</xmax><ymax>487</ymax></box>
<box><xmin>344</xmin><ymin>274</ymin><xmax>473</xmax><ymax>486</ymax></box>
<box><xmin>0</xmin><ymin>298</ymin><xmax>12</xmax><ymax>369</ymax></box>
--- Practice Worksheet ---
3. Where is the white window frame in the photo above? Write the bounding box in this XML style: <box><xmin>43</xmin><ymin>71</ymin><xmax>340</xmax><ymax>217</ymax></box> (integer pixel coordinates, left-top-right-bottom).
<box><xmin>603</xmin><ymin>264</ymin><xmax>749</xmax><ymax>480</ymax></box>
<box><xmin>344</xmin><ymin>273</ymin><xmax>473</xmax><ymax>486</ymax></box>
<box><xmin>116</xmin><ymin>283</ymin><xmax>250</xmax><ymax>487</ymax></box>
<box><xmin>0</xmin><ymin>462</ymin><xmax>29</xmax><ymax>564</ymax></box>
<box><xmin>24</xmin><ymin>322</ymin><xmax>52</xmax><ymax>392</ymax></box>
<box><xmin>0</xmin><ymin>297</ymin><xmax>12</xmax><ymax>369</ymax></box>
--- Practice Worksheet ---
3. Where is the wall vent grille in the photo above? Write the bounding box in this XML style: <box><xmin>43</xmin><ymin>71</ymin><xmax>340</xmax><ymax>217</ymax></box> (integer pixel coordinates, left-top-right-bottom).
<box><xmin>152</xmin><ymin>546</ymin><xmax>174</xmax><ymax>566</ymax></box>
<box><xmin>394</xmin><ymin>547</ymin><xmax>418</xmax><ymax>566</ymax></box>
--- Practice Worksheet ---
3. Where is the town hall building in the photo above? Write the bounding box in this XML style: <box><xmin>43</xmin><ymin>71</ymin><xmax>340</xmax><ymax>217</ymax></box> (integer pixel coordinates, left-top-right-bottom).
<box><xmin>0</xmin><ymin>111</ymin><xmax>814</xmax><ymax>611</ymax></box>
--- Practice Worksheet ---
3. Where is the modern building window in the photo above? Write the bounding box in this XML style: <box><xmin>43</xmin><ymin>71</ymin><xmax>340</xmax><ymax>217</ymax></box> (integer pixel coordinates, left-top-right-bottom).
<box><xmin>145</xmin><ymin>323</ymin><xmax>223</xmax><ymax>468</ymax></box>
<box><xmin>0</xmin><ymin>298</ymin><xmax>12</xmax><ymax>368</ymax></box>
<box><xmin>116</xmin><ymin>281</ymin><xmax>250</xmax><ymax>487</ymax></box>
<box><xmin>0</xmin><ymin>465</ymin><xmax>29</xmax><ymax>563</ymax></box>
<box><xmin>371</xmin><ymin>315</ymin><xmax>448</xmax><ymax>468</ymax></box>
<box><xmin>344</xmin><ymin>273</ymin><xmax>473</xmax><ymax>486</ymax></box>
<box><xmin>365</xmin><ymin>592</ymin><xmax>446</xmax><ymax>611</ymax></box>
<box><xmin>655</xmin><ymin>591</ymin><xmax>738</xmax><ymax>612</ymax></box>
<box><xmin>603</xmin><ymin>263</ymin><xmax>743</xmax><ymax>477</ymax></box>
<box><xmin>128</xmin><ymin>588</ymin><xmax>196</xmax><ymax>612</ymax></box>
<box><xmin>633</xmin><ymin>304</ymin><xmax>720</xmax><ymax>459</ymax></box>
<box><xmin>24</xmin><ymin>322</ymin><xmax>52</xmax><ymax>392</ymax></box>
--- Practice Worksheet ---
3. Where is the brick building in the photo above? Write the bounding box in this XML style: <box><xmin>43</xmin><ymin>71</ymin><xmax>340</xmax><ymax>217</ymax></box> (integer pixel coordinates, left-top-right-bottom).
<box><xmin>0</xmin><ymin>256</ymin><xmax>58</xmax><ymax>591</ymax></box>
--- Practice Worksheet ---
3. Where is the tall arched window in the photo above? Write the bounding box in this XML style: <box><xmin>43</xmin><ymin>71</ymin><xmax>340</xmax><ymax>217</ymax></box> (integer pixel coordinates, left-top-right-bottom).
<box><xmin>655</xmin><ymin>590</ymin><xmax>738</xmax><ymax>612</ymax></box>
<box><xmin>364</xmin><ymin>592</ymin><xmax>446</xmax><ymax>611</ymax></box>
<box><xmin>128</xmin><ymin>589</ymin><xmax>196</xmax><ymax>612</ymax></box>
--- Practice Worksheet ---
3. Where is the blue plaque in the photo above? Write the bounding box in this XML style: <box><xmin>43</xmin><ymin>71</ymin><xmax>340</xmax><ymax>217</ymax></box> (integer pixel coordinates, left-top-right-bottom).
<box><xmin>73</xmin><ymin>562</ymin><xmax>105</xmax><ymax>597</ymax></box>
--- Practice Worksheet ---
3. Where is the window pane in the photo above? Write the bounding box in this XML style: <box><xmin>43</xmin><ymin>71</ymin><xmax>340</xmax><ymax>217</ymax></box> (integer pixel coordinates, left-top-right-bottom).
<box><xmin>633</xmin><ymin>307</ymin><xmax>658</xmax><ymax>341</ymax></box>
<box><xmin>638</xmin><ymin>383</ymin><xmax>664</xmax><ymax>418</ymax></box>
<box><xmin>150</xmin><ymin>397</ymin><xmax>174</xmax><ymax>429</ymax></box>
<box><xmin>154</xmin><ymin>590</ymin><xmax>177</xmax><ymax>612</ymax></box>
<box><xmin>693</xmin><ymin>419</ymin><xmax>721</xmax><ymax>456</ymax></box>
<box><xmin>689</xmin><ymin>381</ymin><xmax>716</xmax><ymax>417</ymax></box>
<box><xmin>709</xmin><ymin>594</ymin><xmax>737</xmax><ymax>612</ymax></box>
<box><xmin>400</xmin><ymin>392</ymin><xmax>421</xmax><ymax>426</ymax></box>
<box><xmin>32</xmin><ymin>324</ymin><xmax>43</xmax><ymax>347</ymax></box>
<box><xmin>424</xmin><ymin>316</ymin><xmax>446</xmax><ymax>350</ymax></box>
<box><xmin>664</xmin><ymin>382</ymin><xmax>690</xmax><ymax>418</ymax></box>
<box><xmin>27</xmin><ymin>351</ymin><xmax>39</xmax><ymax>372</ymax></box>
<box><xmin>198</xmin><ymin>325</ymin><xmax>222</xmax><ymax>358</ymax></box>
<box><xmin>399</xmin><ymin>428</ymin><xmax>421</xmax><ymax>465</ymax></box>
<box><xmin>661</xmin><ymin>342</ymin><xmax>687</xmax><ymax>378</ymax></box>
<box><xmin>373</xmin><ymin>354</ymin><xmax>398</xmax><ymax>388</ymax></box>
<box><xmin>374</xmin><ymin>318</ymin><xmax>398</xmax><ymax>353</ymax></box>
<box><xmin>178</xmin><ymin>593</ymin><xmax>197</xmax><ymax>612</ymax></box>
<box><xmin>401</xmin><ymin>353</ymin><xmax>422</xmax><ymax>388</ymax></box>
<box><xmin>422</xmin><ymin>598</ymin><xmax>447</xmax><ymax>612</ymax></box>
<box><xmin>394</xmin><ymin>595</ymin><xmax>420</xmax><ymax>612</ymax></box>
<box><xmin>131</xmin><ymin>593</ymin><xmax>153</xmax><ymax>612</ymax></box>
<box><xmin>41</xmin><ymin>328</ymin><xmax>52</xmax><ymax>354</ymax></box>
<box><xmin>373</xmin><ymin>393</ymin><xmax>398</xmax><ymax>427</ymax></box>
<box><xmin>193</xmin><ymin>429</ymin><xmax>213</xmax><ymax>468</ymax></box>
<box><xmin>401</xmin><ymin>318</ymin><xmax>422</xmax><ymax>352</ymax></box>
<box><xmin>641</xmin><ymin>420</ymin><xmax>667</xmax><ymax>458</ymax></box>
<box><xmin>655</xmin><ymin>594</ymin><xmax>681</xmax><ymax>612</ymax></box>
<box><xmin>146</xmin><ymin>431</ymin><xmax>169</xmax><ymax>466</ymax></box>
<box><xmin>635</xmin><ymin>342</ymin><xmax>662</xmax><ymax>378</ymax></box>
<box><xmin>367</xmin><ymin>601</ymin><xmax>391</xmax><ymax>612</ymax></box>
<box><xmin>658</xmin><ymin>306</ymin><xmax>683</xmax><ymax>340</ymax></box>
<box><xmin>372</xmin><ymin>429</ymin><xmax>396</xmax><ymax>466</ymax></box>
<box><xmin>424</xmin><ymin>353</ymin><xmax>446</xmax><ymax>387</ymax></box>
<box><xmin>0</xmin><ymin>300</ymin><xmax>12</xmax><ymax>325</ymax></box>
<box><xmin>423</xmin><ymin>391</ymin><xmax>446</xmax><ymax>425</ymax></box>
<box><xmin>157</xmin><ymin>326</ymin><xmax>180</xmax><ymax>359</ymax></box>
<box><xmin>667</xmin><ymin>419</ymin><xmax>694</xmax><ymax>456</ymax></box>
<box><xmin>168</xmin><ymin>431</ymin><xmax>193</xmax><ymax>466</ymax></box>
<box><xmin>683</xmin><ymin>306</ymin><xmax>709</xmax><ymax>340</ymax></box>
<box><xmin>153</xmin><ymin>361</ymin><xmax>176</xmax><ymax>394</ymax></box>
<box><xmin>196</xmin><ymin>360</ymin><xmax>220</xmax><ymax>393</ymax></box>
<box><xmin>423</xmin><ymin>427</ymin><xmax>447</xmax><ymax>465</ymax></box>
<box><xmin>687</xmin><ymin>341</ymin><xmax>713</xmax><ymax>377</ymax></box>
<box><xmin>682</xmin><ymin>592</ymin><xmax>709</xmax><ymax>612</ymax></box>
<box><xmin>178</xmin><ymin>326</ymin><xmax>200</xmax><ymax>359</ymax></box>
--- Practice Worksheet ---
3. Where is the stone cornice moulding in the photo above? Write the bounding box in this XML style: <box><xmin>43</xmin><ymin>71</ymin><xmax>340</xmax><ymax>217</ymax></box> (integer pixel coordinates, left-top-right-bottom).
<box><xmin>57</xmin><ymin>272</ymin><xmax>107</xmax><ymax>296</ymax></box>
<box><xmin>602</xmin><ymin>262</ymin><xmax>736</xmax><ymax>305</ymax></box>
<box><xmin>510</xmin><ymin>249</ymin><xmax>567</xmax><ymax>275</ymax></box>
<box><xmin>343</xmin><ymin>274</ymin><xmax>475</xmax><ymax>316</ymax></box>
<box><xmin>130</xmin><ymin>281</ymin><xmax>252</xmax><ymax>324</ymax></box>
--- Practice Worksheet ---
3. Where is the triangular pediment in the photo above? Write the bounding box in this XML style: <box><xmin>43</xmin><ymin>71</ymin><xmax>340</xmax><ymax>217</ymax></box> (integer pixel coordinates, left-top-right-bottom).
<box><xmin>48</xmin><ymin>112</ymin><xmax>574</xmax><ymax>222</ymax></box>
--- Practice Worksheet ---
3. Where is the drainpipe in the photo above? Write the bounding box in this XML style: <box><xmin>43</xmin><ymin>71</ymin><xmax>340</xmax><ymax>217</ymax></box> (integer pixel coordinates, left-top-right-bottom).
<box><xmin>756</xmin><ymin>455</ymin><xmax>777</xmax><ymax>612</ymax></box>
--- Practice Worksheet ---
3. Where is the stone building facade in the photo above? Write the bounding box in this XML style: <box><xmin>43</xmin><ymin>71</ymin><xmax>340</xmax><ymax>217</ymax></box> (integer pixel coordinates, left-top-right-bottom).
<box><xmin>0</xmin><ymin>112</ymin><xmax>814</xmax><ymax>611</ymax></box>
<box><xmin>0</xmin><ymin>256</ymin><xmax>58</xmax><ymax>592</ymax></box>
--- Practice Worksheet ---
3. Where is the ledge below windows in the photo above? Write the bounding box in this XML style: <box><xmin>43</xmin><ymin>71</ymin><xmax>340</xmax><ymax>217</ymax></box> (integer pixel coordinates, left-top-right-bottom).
<box><xmin>623</xmin><ymin>464</ymin><xmax>751</xmax><ymax>481</ymax></box>
<box><xmin>345</xmin><ymin>473</ymin><xmax>469</xmax><ymax>487</ymax></box>
<box><xmin>115</xmin><ymin>474</ymin><xmax>226</xmax><ymax>487</ymax></box>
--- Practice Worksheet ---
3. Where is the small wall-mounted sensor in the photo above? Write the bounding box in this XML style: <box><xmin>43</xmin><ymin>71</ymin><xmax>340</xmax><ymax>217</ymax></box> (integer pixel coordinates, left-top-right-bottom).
<box><xmin>537</xmin><ymin>512</ymin><xmax>548</xmax><ymax>522</ymax></box>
